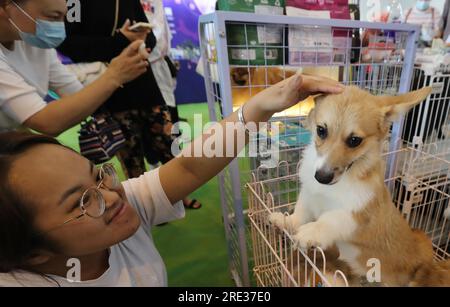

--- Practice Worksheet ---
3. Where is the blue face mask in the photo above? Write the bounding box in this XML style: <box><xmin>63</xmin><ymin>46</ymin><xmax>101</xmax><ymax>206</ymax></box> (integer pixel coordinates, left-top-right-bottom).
<box><xmin>416</xmin><ymin>1</ymin><xmax>430</xmax><ymax>11</ymax></box>
<box><xmin>8</xmin><ymin>1</ymin><xmax>66</xmax><ymax>49</ymax></box>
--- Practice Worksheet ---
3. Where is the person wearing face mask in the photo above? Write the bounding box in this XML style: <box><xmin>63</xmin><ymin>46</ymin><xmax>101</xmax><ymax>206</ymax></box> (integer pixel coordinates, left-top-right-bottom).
<box><xmin>0</xmin><ymin>0</ymin><xmax>149</xmax><ymax>136</ymax></box>
<box><xmin>404</xmin><ymin>0</ymin><xmax>442</xmax><ymax>47</ymax></box>
<box><xmin>57</xmin><ymin>0</ymin><xmax>203</xmax><ymax>210</ymax></box>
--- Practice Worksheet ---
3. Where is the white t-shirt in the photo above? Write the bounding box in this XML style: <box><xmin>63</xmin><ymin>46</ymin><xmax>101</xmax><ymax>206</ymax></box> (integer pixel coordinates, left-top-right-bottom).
<box><xmin>0</xmin><ymin>168</ymin><xmax>185</xmax><ymax>287</ymax></box>
<box><xmin>0</xmin><ymin>41</ymin><xmax>83</xmax><ymax>131</ymax></box>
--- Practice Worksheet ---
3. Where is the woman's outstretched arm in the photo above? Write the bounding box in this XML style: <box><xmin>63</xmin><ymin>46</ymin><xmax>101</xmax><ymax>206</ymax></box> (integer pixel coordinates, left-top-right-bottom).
<box><xmin>159</xmin><ymin>74</ymin><xmax>344</xmax><ymax>203</ymax></box>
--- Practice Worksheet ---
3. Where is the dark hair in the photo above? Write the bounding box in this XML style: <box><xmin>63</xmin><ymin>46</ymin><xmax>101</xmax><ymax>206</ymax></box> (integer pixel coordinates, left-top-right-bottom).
<box><xmin>0</xmin><ymin>131</ymin><xmax>61</xmax><ymax>274</ymax></box>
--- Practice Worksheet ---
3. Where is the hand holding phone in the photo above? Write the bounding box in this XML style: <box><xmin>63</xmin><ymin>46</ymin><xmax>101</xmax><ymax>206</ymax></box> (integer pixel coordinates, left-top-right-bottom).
<box><xmin>120</xmin><ymin>19</ymin><xmax>150</xmax><ymax>43</ymax></box>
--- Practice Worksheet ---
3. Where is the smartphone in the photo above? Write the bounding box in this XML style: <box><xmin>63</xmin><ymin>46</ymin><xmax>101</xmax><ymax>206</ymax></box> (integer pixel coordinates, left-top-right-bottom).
<box><xmin>129</xmin><ymin>22</ymin><xmax>153</xmax><ymax>32</ymax></box>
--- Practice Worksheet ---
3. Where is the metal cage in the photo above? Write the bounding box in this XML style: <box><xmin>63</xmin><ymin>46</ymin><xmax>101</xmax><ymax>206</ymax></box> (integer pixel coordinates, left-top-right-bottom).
<box><xmin>403</xmin><ymin>63</ymin><xmax>450</xmax><ymax>157</ymax></box>
<box><xmin>247</xmin><ymin>147</ymin><xmax>450</xmax><ymax>287</ymax></box>
<box><xmin>198</xmin><ymin>11</ymin><xmax>422</xmax><ymax>286</ymax></box>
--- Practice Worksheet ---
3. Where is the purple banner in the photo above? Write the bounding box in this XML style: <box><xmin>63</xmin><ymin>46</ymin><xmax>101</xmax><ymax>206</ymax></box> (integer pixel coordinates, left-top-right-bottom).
<box><xmin>163</xmin><ymin>0</ymin><xmax>216</xmax><ymax>104</ymax></box>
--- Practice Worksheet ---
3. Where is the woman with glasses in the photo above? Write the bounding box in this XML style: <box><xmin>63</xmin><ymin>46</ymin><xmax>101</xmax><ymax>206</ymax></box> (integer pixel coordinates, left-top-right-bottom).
<box><xmin>0</xmin><ymin>74</ymin><xmax>343</xmax><ymax>286</ymax></box>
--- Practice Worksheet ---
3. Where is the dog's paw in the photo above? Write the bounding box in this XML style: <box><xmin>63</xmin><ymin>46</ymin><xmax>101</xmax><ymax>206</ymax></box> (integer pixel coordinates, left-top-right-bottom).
<box><xmin>292</xmin><ymin>222</ymin><xmax>333</xmax><ymax>251</ymax></box>
<box><xmin>268</xmin><ymin>212</ymin><xmax>288</xmax><ymax>230</ymax></box>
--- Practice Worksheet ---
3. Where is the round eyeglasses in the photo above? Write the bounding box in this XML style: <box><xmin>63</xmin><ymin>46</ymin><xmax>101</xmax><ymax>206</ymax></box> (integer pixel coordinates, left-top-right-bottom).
<box><xmin>39</xmin><ymin>163</ymin><xmax>121</xmax><ymax>234</ymax></box>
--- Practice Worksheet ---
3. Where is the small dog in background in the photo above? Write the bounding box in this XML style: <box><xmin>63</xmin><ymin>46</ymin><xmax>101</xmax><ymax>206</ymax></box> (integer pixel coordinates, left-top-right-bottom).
<box><xmin>270</xmin><ymin>86</ymin><xmax>450</xmax><ymax>286</ymax></box>
<box><xmin>230</xmin><ymin>67</ymin><xmax>297</xmax><ymax>107</ymax></box>
<box><xmin>230</xmin><ymin>67</ymin><xmax>297</xmax><ymax>87</ymax></box>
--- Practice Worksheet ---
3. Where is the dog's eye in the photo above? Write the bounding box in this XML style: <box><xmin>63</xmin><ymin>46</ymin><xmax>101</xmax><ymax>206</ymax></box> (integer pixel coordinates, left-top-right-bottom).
<box><xmin>316</xmin><ymin>126</ymin><xmax>328</xmax><ymax>139</ymax></box>
<box><xmin>347</xmin><ymin>136</ymin><xmax>363</xmax><ymax>148</ymax></box>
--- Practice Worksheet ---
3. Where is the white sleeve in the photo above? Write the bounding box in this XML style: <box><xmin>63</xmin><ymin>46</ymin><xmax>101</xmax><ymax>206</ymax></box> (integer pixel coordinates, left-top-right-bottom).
<box><xmin>122</xmin><ymin>168</ymin><xmax>185</xmax><ymax>228</ymax></box>
<box><xmin>0</xmin><ymin>54</ymin><xmax>46</xmax><ymax>124</ymax></box>
<box><xmin>48</xmin><ymin>49</ymin><xmax>83</xmax><ymax>96</ymax></box>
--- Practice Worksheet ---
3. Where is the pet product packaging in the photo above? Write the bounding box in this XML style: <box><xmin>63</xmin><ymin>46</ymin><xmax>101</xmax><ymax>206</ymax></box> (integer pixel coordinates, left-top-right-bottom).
<box><xmin>285</xmin><ymin>0</ymin><xmax>351</xmax><ymax>65</ymax></box>
<box><xmin>217</xmin><ymin>0</ymin><xmax>286</xmax><ymax>65</ymax></box>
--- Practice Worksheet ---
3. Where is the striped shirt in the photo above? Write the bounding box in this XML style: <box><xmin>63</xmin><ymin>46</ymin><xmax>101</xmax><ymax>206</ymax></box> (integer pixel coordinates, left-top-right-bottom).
<box><xmin>405</xmin><ymin>6</ymin><xmax>441</xmax><ymax>28</ymax></box>
<box><xmin>404</xmin><ymin>6</ymin><xmax>442</xmax><ymax>42</ymax></box>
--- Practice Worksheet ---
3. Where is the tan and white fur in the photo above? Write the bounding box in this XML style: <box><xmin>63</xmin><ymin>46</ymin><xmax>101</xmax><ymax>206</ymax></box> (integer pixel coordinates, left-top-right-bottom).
<box><xmin>270</xmin><ymin>86</ymin><xmax>450</xmax><ymax>286</ymax></box>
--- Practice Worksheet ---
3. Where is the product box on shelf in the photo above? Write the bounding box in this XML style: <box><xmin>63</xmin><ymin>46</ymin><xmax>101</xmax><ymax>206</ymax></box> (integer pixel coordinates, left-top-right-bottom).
<box><xmin>217</xmin><ymin>0</ymin><xmax>286</xmax><ymax>65</ymax></box>
<box><xmin>285</xmin><ymin>0</ymin><xmax>351</xmax><ymax>65</ymax></box>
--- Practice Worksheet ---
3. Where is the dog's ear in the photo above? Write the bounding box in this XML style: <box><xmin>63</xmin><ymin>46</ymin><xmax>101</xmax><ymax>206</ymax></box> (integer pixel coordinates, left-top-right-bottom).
<box><xmin>301</xmin><ymin>108</ymin><xmax>315</xmax><ymax>130</ymax></box>
<box><xmin>302</xmin><ymin>95</ymin><xmax>325</xmax><ymax>130</ymax></box>
<box><xmin>314</xmin><ymin>94</ymin><xmax>327</xmax><ymax>105</ymax></box>
<box><xmin>380</xmin><ymin>87</ymin><xmax>432</xmax><ymax>122</ymax></box>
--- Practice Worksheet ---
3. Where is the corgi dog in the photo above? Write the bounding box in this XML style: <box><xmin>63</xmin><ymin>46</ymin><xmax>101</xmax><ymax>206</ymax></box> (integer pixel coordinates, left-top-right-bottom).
<box><xmin>270</xmin><ymin>86</ymin><xmax>450</xmax><ymax>286</ymax></box>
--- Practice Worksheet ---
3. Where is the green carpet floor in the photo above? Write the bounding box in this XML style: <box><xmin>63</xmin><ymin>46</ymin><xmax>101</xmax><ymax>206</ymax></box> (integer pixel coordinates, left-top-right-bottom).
<box><xmin>57</xmin><ymin>103</ymin><xmax>235</xmax><ymax>286</ymax></box>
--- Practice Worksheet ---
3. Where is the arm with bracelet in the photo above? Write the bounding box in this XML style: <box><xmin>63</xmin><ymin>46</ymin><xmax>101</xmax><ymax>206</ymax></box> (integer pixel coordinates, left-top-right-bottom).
<box><xmin>159</xmin><ymin>74</ymin><xmax>345</xmax><ymax>204</ymax></box>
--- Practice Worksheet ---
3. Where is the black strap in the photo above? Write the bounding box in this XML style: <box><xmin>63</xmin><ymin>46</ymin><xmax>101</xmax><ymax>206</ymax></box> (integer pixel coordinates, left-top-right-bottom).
<box><xmin>111</xmin><ymin>0</ymin><xmax>120</xmax><ymax>36</ymax></box>
<box><xmin>432</xmin><ymin>7</ymin><xmax>435</xmax><ymax>30</ymax></box>
<box><xmin>164</xmin><ymin>56</ymin><xmax>178</xmax><ymax>78</ymax></box>
<box><xmin>405</xmin><ymin>8</ymin><xmax>412</xmax><ymax>23</ymax></box>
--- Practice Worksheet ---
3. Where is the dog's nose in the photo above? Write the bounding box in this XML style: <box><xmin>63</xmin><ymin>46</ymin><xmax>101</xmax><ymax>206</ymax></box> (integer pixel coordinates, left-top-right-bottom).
<box><xmin>314</xmin><ymin>169</ymin><xmax>334</xmax><ymax>185</ymax></box>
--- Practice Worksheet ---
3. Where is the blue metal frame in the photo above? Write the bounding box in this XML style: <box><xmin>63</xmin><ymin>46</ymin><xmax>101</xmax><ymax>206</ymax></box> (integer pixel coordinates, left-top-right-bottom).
<box><xmin>199</xmin><ymin>11</ymin><xmax>421</xmax><ymax>287</ymax></box>
<box><xmin>200</xmin><ymin>11</ymin><xmax>421</xmax><ymax>32</ymax></box>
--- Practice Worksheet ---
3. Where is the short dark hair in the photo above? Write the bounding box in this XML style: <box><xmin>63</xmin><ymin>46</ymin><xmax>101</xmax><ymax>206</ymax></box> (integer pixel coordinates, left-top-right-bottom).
<box><xmin>0</xmin><ymin>131</ymin><xmax>61</xmax><ymax>274</ymax></box>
